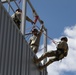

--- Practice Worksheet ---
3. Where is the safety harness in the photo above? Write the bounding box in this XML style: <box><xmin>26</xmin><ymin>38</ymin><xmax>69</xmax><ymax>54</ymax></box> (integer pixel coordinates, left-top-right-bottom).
<box><xmin>55</xmin><ymin>48</ymin><xmax>68</xmax><ymax>61</ymax></box>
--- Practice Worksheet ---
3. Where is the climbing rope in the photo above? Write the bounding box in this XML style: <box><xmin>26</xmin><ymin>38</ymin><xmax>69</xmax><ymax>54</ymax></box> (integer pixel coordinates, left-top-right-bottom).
<box><xmin>34</xmin><ymin>16</ymin><xmax>39</xmax><ymax>24</ymax></box>
<box><xmin>25</xmin><ymin>24</ymin><xmax>57</xmax><ymax>46</ymax></box>
<box><xmin>26</xmin><ymin>26</ymin><xmax>33</xmax><ymax>31</ymax></box>
<box><xmin>33</xmin><ymin>10</ymin><xmax>39</xmax><ymax>22</ymax></box>
<box><xmin>36</xmin><ymin>25</ymin><xmax>57</xmax><ymax>45</ymax></box>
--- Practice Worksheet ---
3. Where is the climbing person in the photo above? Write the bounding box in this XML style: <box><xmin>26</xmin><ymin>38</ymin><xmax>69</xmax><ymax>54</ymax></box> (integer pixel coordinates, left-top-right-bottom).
<box><xmin>29</xmin><ymin>20</ymin><xmax>44</xmax><ymax>54</ymax></box>
<box><xmin>11</xmin><ymin>8</ymin><xmax>34</xmax><ymax>29</ymax></box>
<box><xmin>34</xmin><ymin>37</ymin><xmax>69</xmax><ymax>70</ymax></box>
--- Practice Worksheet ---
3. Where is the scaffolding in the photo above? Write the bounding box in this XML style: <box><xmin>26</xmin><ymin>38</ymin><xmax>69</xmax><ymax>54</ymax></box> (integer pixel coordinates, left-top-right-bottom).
<box><xmin>0</xmin><ymin>0</ymin><xmax>47</xmax><ymax>73</ymax></box>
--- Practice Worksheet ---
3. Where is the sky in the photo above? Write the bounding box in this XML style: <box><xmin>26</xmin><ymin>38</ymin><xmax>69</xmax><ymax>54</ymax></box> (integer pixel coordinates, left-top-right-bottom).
<box><xmin>3</xmin><ymin>0</ymin><xmax>76</xmax><ymax>75</ymax></box>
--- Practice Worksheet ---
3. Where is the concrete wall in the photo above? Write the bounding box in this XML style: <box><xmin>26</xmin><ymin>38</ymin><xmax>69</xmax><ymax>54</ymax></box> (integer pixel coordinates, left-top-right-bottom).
<box><xmin>0</xmin><ymin>2</ymin><xmax>47</xmax><ymax>75</ymax></box>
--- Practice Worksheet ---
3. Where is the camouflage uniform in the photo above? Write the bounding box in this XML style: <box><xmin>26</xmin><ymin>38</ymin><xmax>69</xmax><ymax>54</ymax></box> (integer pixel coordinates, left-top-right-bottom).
<box><xmin>11</xmin><ymin>9</ymin><xmax>34</xmax><ymax>29</ymax></box>
<box><xmin>34</xmin><ymin>37</ymin><xmax>68</xmax><ymax>70</ymax></box>
<box><xmin>11</xmin><ymin>10</ymin><xmax>21</xmax><ymax>29</ymax></box>
<box><xmin>29</xmin><ymin>25</ymin><xmax>43</xmax><ymax>54</ymax></box>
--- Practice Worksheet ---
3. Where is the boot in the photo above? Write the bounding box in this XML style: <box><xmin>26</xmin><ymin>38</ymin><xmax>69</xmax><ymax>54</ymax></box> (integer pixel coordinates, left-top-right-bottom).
<box><xmin>33</xmin><ymin>54</ymin><xmax>46</xmax><ymax>64</ymax></box>
<box><xmin>38</xmin><ymin>65</ymin><xmax>46</xmax><ymax>70</ymax></box>
<box><xmin>38</xmin><ymin>59</ymin><xmax>54</xmax><ymax>70</ymax></box>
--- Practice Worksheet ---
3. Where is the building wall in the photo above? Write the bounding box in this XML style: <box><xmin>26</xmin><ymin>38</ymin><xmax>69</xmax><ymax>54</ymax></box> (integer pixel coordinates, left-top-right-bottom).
<box><xmin>0</xmin><ymin>2</ymin><xmax>47</xmax><ymax>75</ymax></box>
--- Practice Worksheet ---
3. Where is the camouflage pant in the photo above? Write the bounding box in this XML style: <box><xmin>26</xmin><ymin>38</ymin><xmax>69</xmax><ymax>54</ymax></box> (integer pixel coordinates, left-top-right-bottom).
<box><xmin>30</xmin><ymin>45</ymin><xmax>38</xmax><ymax>54</ymax></box>
<box><xmin>35</xmin><ymin>49</ymin><xmax>65</xmax><ymax>67</ymax></box>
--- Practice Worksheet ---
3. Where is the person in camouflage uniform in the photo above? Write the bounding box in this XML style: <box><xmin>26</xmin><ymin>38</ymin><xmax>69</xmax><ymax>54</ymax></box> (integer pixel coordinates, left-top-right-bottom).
<box><xmin>29</xmin><ymin>21</ymin><xmax>44</xmax><ymax>54</ymax></box>
<box><xmin>34</xmin><ymin>37</ymin><xmax>69</xmax><ymax>70</ymax></box>
<box><xmin>11</xmin><ymin>9</ymin><xmax>34</xmax><ymax>29</ymax></box>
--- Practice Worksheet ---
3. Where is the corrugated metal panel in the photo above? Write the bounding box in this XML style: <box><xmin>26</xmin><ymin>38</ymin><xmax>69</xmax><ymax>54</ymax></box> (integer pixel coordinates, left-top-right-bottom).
<box><xmin>0</xmin><ymin>2</ymin><xmax>47</xmax><ymax>75</ymax></box>
<box><xmin>0</xmin><ymin>3</ymin><xmax>23</xmax><ymax>75</ymax></box>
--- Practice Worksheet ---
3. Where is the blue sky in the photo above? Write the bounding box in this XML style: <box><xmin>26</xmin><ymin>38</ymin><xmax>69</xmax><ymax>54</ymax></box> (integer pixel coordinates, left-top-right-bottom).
<box><xmin>3</xmin><ymin>0</ymin><xmax>76</xmax><ymax>75</ymax></box>
<box><xmin>29</xmin><ymin>0</ymin><xmax>76</xmax><ymax>38</ymax></box>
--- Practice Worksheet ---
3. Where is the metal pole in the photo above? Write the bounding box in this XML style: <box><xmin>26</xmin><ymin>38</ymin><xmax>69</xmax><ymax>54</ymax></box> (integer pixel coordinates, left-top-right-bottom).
<box><xmin>27</xmin><ymin>0</ymin><xmax>40</xmax><ymax>21</ymax></box>
<box><xmin>14</xmin><ymin>0</ymin><xmax>20</xmax><ymax>9</ymax></box>
<box><xmin>43</xmin><ymin>29</ymin><xmax>47</xmax><ymax>74</ymax></box>
<box><xmin>43</xmin><ymin>29</ymin><xmax>47</xmax><ymax>64</ymax></box>
<box><xmin>21</xmin><ymin>0</ymin><xmax>27</xmax><ymax>35</ymax></box>
<box><xmin>7</xmin><ymin>0</ymin><xmax>10</xmax><ymax>13</ymax></box>
<box><xmin>7</xmin><ymin>2</ymin><xmax>15</xmax><ymax>13</ymax></box>
<box><xmin>27</xmin><ymin>0</ymin><xmax>46</xmax><ymax>30</ymax></box>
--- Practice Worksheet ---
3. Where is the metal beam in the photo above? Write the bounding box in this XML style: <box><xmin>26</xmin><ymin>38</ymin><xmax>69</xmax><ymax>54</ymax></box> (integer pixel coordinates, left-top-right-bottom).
<box><xmin>21</xmin><ymin>0</ymin><xmax>27</xmax><ymax>35</ymax></box>
<box><xmin>43</xmin><ymin>29</ymin><xmax>47</xmax><ymax>73</ymax></box>
<box><xmin>27</xmin><ymin>0</ymin><xmax>46</xmax><ymax>30</ymax></box>
<box><xmin>43</xmin><ymin>29</ymin><xmax>47</xmax><ymax>64</ymax></box>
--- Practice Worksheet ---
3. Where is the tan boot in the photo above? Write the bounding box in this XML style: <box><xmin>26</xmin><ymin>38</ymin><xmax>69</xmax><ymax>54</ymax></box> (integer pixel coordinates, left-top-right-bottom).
<box><xmin>33</xmin><ymin>55</ymin><xmax>45</xmax><ymax>64</ymax></box>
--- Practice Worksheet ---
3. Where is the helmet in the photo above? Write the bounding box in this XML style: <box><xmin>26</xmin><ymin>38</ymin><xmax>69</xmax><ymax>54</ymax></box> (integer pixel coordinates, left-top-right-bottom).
<box><xmin>16</xmin><ymin>9</ymin><xmax>22</xmax><ymax>12</ymax></box>
<box><xmin>61</xmin><ymin>37</ymin><xmax>68</xmax><ymax>42</ymax></box>
<box><xmin>32</xmin><ymin>28</ymin><xmax>38</xmax><ymax>33</ymax></box>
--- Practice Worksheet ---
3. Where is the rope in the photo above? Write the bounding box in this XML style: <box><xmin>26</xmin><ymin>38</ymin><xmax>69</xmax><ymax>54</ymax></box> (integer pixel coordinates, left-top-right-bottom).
<box><xmin>34</xmin><ymin>16</ymin><xmax>39</xmax><ymax>24</ymax></box>
<box><xmin>44</xmin><ymin>33</ymin><xmax>57</xmax><ymax>45</ymax></box>
<box><xmin>25</xmin><ymin>25</ymin><xmax>57</xmax><ymax>45</ymax></box>
<box><xmin>36</xmin><ymin>26</ymin><xmax>57</xmax><ymax>45</ymax></box>
<box><xmin>26</xmin><ymin>26</ymin><xmax>33</xmax><ymax>31</ymax></box>
<box><xmin>32</xmin><ymin>10</ymin><xmax>39</xmax><ymax>24</ymax></box>
<box><xmin>25</xmin><ymin>24</ymin><xmax>57</xmax><ymax>52</ymax></box>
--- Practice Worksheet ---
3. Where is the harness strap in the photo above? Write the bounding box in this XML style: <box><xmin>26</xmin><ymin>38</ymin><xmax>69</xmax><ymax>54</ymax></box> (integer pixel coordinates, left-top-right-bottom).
<box><xmin>55</xmin><ymin>49</ymin><xmax>65</xmax><ymax>61</ymax></box>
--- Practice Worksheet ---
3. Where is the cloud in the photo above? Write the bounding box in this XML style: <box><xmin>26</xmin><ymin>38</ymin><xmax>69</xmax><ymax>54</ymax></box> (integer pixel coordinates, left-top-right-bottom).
<box><xmin>47</xmin><ymin>25</ymin><xmax>76</xmax><ymax>75</ymax></box>
<box><xmin>64</xmin><ymin>25</ymin><xmax>76</xmax><ymax>38</ymax></box>
<box><xmin>37</xmin><ymin>25</ymin><xmax>76</xmax><ymax>75</ymax></box>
